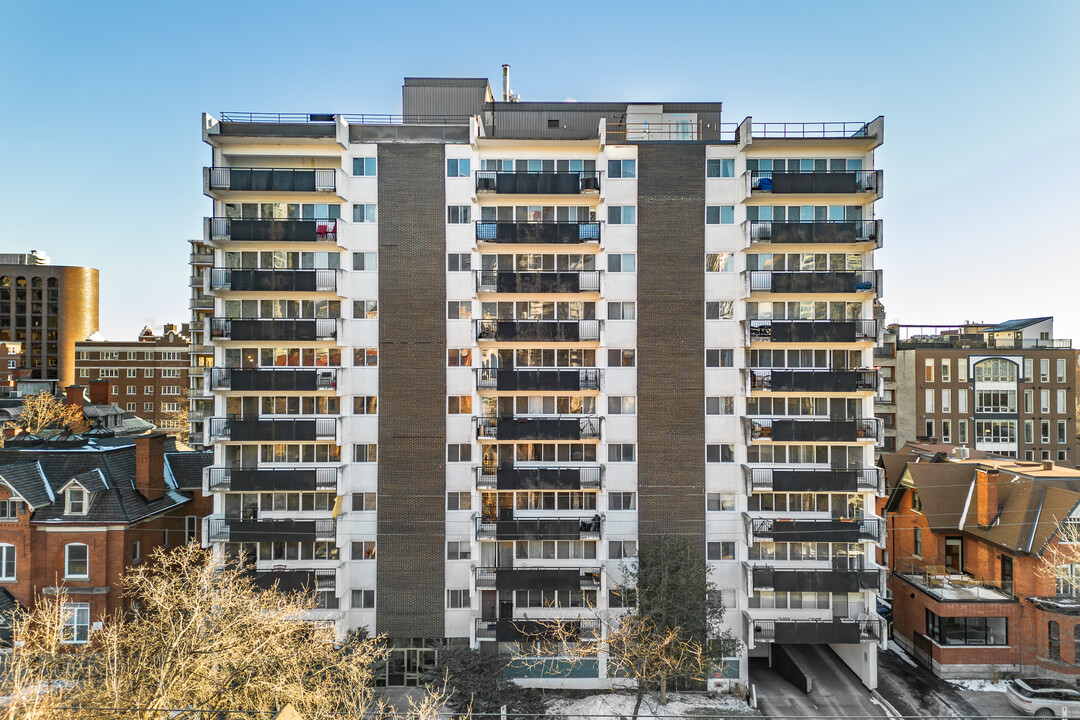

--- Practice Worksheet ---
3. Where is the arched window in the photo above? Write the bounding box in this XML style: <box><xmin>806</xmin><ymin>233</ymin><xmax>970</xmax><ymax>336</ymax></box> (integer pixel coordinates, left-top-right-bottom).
<box><xmin>65</xmin><ymin>543</ymin><xmax>88</xmax><ymax>579</ymax></box>
<box><xmin>1050</xmin><ymin>620</ymin><xmax>1061</xmax><ymax>660</ymax></box>
<box><xmin>0</xmin><ymin>544</ymin><xmax>15</xmax><ymax>580</ymax></box>
<box><xmin>973</xmin><ymin>358</ymin><xmax>1018</xmax><ymax>383</ymax></box>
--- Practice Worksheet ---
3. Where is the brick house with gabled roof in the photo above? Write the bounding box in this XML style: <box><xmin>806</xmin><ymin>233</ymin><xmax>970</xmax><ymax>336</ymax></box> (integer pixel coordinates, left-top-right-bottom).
<box><xmin>0</xmin><ymin>433</ymin><xmax>211</xmax><ymax>643</ymax></box>
<box><xmin>883</xmin><ymin>444</ymin><xmax>1080</xmax><ymax>678</ymax></box>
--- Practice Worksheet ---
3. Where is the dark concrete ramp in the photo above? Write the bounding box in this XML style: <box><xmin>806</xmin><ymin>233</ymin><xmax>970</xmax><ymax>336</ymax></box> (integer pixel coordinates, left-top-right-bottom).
<box><xmin>751</xmin><ymin>645</ymin><xmax>888</xmax><ymax>719</ymax></box>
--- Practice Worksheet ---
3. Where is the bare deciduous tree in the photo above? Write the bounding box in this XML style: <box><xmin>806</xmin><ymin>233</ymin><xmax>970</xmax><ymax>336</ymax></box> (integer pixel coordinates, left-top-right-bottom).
<box><xmin>0</xmin><ymin>392</ymin><xmax>87</xmax><ymax>446</ymax></box>
<box><xmin>1035</xmin><ymin>517</ymin><xmax>1080</xmax><ymax>595</ymax></box>
<box><xmin>1</xmin><ymin>543</ymin><xmax>448</xmax><ymax>720</ymax></box>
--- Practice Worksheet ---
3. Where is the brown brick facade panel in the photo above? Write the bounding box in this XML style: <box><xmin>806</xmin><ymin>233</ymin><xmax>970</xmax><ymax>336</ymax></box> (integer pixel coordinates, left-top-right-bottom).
<box><xmin>376</xmin><ymin>143</ymin><xmax>447</xmax><ymax>639</ymax></box>
<box><xmin>636</xmin><ymin>144</ymin><xmax>705</xmax><ymax>548</ymax></box>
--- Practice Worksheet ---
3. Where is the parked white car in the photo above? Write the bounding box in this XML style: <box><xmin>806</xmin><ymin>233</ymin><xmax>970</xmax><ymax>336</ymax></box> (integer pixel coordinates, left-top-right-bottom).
<box><xmin>1006</xmin><ymin>678</ymin><xmax>1080</xmax><ymax>717</ymax></box>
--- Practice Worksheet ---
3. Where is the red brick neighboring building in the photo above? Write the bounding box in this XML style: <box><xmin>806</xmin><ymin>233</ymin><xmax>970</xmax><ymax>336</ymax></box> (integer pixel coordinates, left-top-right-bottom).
<box><xmin>0</xmin><ymin>342</ymin><xmax>25</xmax><ymax>395</ymax></box>
<box><xmin>75</xmin><ymin>325</ymin><xmax>189</xmax><ymax>432</ymax></box>
<box><xmin>883</xmin><ymin>446</ymin><xmax>1080</xmax><ymax>678</ymax></box>
<box><xmin>0</xmin><ymin>433</ymin><xmax>211</xmax><ymax>642</ymax></box>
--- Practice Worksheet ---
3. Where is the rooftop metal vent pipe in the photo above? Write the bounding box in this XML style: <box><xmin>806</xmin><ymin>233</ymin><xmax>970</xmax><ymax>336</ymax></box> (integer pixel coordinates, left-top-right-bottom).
<box><xmin>502</xmin><ymin>64</ymin><xmax>511</xmax><ymax>102</ymax></box>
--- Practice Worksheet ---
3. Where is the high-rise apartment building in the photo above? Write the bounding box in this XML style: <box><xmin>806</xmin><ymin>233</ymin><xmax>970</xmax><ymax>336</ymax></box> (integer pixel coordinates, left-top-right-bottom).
<box><xmin>195</xmin><ymin>73</ymin><xmax>887</xmax><ymax>688</ymax></box>
<box><xmin>0</xmin><ymin>251</ymin><xmax>98</xmax><ymax>388</ymax></box>
<box><xmin>877</xmin><ymin>318</ymin><xmax>1077</xmax><ymax>463</ymax></box>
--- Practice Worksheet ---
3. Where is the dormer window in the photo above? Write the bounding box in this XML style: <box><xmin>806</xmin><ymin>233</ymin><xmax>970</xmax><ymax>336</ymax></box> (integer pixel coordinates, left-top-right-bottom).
<box><xmin>67</xmin><ymin>487</ymin><xmax>86</xmax><ymax>515</ymax></box>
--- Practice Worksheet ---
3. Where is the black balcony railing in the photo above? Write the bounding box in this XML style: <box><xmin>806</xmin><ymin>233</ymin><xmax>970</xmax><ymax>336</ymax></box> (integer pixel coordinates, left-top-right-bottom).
<box><xmin>249</xmin><ymin>568</ymin><xmax>337</xmax><ymax>593</ymax></box>
<box><xmin>747</xmin><ymin>270</ymin><xmax>881</xmax><ymax>295</ymax></box>
<box><xmin>750</xmin><ymin>617</ymin><xmax>885</xmax><ymax>645</ymax></box>
<box><xmin>475</xmin><ymin>221</ymin><xmax>601</xmax><ymax>244</ymax></box>
<box><xmin>207</xmin><ymin>517</ymin><xmax>336</xmax><ymax>543</ymax></box>
<box><xmin>748</xmin><ymin>369</ymin><xmax>878</xmax><ymax>393</ymax></box>
<box><xmin>748</xmin><ymin>319</ymin><xmax>879</xmax><ymax>343</ymax></box>
<box><xmin>476</xmin><ymin>270</ymin><xmax>600</xmax><ymax>294</ymax></box>
<box><xmin>476</xmin><ymin>416</ymin><xmax>601</xmax><ymax>441</ymax></box>
<box><xmin>207</xmin><ymin>466</ymin><xmax>341</xmax><ymax>492</ymax></box>
<box><xmin>475</xmin><ymin>617</ymin><xmax>597</xmax><ymax>642</ymax></box>
<box><xmin>476</xmin><ymin>320</ymin><xmax>600</xmax><ymax>342</ymax></box>
<box><xmin>748</xmin><ymin>564</ymin><xmax>884</xmax><ymax>593</ymax></box>
<box><xmin>744</xmin><ymin>467</ymin><xmax>883</xmax><ymax>494</ymax></box>
<box><xmin>210</xmin><ymin>318</ymin><xmax>338</xmax><ymax>341</ymax></box>
<box><xmin>749</xmin><ymin>170</ymin><xmax>881</xmax><ymax>195</ymax></box>
<box><xmin>209</xmin><ymin>367</ymin><xmax>337</xmax><ymax>392</ymax></box>
<box><xmin>747</xmin><ymin>417</ymin><xmax>881</xmax><ymax>443</ymax></box>
<box><xmin>475</xmin><ymin>517</ymin><xmax>602</xmax><ymax>541</ymax></box>
<box><xmin>474</xmin><ymin>567</ymin><xmax>601</xmax><ymax>591</ymax></box>
<box><xmin>747</xmin><ymin>516</ymin><xmax>885</xmax><ymax>544</ymax></box>
<box><xmin>209</xmin><ymin>217</ymin><xmax>339</xmax><ymax>243</ymax></box>
<box><xmin>476</xmin><ymin>368</ymin><xmax>600</xmax><ymax>392</ymax></box>
<box><xmin>747</xmin><ymin>220</ymin><xmax>881</xmax><ymax>246</ymax></box>
<box><xmin>210</xmin><ymin>268</ymin><xmax>337</xmax><ymax>293</ymax></box>
<box><xmin>208</xmin><ymin>167</ymin><xmax>336</xmax><ymax>193</ymax></box>
<box><xmin>475</xmin><ymin>466</ymin><xmax>602</xmax><ymax>490</ymax></box>
<box><xmin>208</xmin><ymin>416</ymin><xmax>337</xmax><ymax>442</ymax></box>
<box><xmin>475</xmin><ymin>171</ymin><xmax>601</xmax><ymax>194</ymax></box>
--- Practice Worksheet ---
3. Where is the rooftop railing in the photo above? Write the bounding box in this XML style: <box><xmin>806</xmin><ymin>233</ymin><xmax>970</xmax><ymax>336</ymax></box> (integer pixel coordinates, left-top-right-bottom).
<box><xmin>605</xmin><ymin>122</ymin><xmax>738</xmax><ymax>143</ymax></box>
<box><xmin>219</xmin><ymin>112</ymin><xmax>473</xmax><ymax>125</ymax></box>
<box><xmin>750</xmin><ymin>122</ymin><xmax>873</xmax><ymax>139</ymax></box>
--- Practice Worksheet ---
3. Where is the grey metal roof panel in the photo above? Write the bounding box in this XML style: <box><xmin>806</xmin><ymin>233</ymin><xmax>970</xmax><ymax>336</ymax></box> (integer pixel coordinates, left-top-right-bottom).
<box><xmin>404</xmin><ymin>77</ymin><xmax>490</xmax><ymax>87</ymax></box>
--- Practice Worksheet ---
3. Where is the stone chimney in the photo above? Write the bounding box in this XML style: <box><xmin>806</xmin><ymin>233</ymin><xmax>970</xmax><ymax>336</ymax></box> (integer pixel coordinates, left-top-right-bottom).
<box><xmin>974</xmin><ymin>468</ymin><xmax>1000</xmax><ymax>527</ymax></box>
<box><xmin>88</xmin><ymin>379</ymin><xmax>110</xmax><ymax>406</ymax></box>
<box><xmin>64</xmin><ymin>384</ymin><xmax>85</xmax><ymax>408</ymax></box>
<box><xmin>134</xmin><ymin>432</ymin><xmax>168</xmax><ymax>502</ymax></box>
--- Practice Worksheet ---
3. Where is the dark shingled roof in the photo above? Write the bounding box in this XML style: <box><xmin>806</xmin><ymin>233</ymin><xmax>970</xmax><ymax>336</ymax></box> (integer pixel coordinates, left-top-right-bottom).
<box><xmin>165</xmin><ymin>451</ymin><xmax>212</xmax><ymax>490</ymax></box>
<box><xmin>886</xmin><ymin>463</ymin><xmax>976</xmax><ymax>532</ymax></box>
<box><xmin>879</xmin><ymin>451</ymin><xmax>916</xmax><ymax>492</ymax></box>
<box><xmin>966</xmin><ymin>473</ymin><xmax>1080</xmax><ymax>555</ymax></box>
<box><xmin>0</xmin><ymin>462</ymin><xmax>52</xmax><ymax>508</ymax></box>
<box><xmin>69</xmin><ymin>469</ymin><xmax>109</xmax><ymax>493</ymax></box>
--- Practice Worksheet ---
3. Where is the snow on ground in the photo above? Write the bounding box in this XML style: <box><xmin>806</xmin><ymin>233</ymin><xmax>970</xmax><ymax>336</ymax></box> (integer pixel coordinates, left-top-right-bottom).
<box><xmin>947</xmin><ymin>678</ymin><xmax>1012</xmax><ymax>692</ymax></box>
<box><xmin>886</xmin><ymin>640</ymin><xmax>918</xmax><ymax>668</ymax></box>
<box><xmin>547</xmin><ymin>691</ymin><xmax>759</xmax><ymax>719</ymax></box>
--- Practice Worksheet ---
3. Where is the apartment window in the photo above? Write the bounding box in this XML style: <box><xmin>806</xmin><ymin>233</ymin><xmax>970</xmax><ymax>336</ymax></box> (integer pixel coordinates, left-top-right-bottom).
<box><xmin>608</xmin><ymin>396</ymin><xmax>636</xmax><ymax>414</ymax></box>
<box><xmin>447</xmin><ymin>253</ymin><xmax>472</xmax><ymax>271</ymax></box>
<box><xmin>706</xmin><ymin>349</ymin><xmax>734</xmax><ymax>367</ymax></box>
<box><xmin>352</xmin><ymin>252</ymin><xmax>377</xmax><ymax>271</ymax></box>
<box><xmin>925</xmin><ymin>420</ymin><xmax>934</xmax><ymax>438</ymax></box>
<box><xmin>705</xmin><ymin>206</ymin><xmax>735</xmax><ymax>225</ymax></box>
<box><xmin>126</xmin><ymin>403</ymin><xmax>136</xmax><ymax>411</ymax></box>
<box><xmin>1041</xmin><ymin>389</ymin><xmax>1051</xmax><ymax>413</ymax></box>
<box><xmin>99</xmin><ymin>369</ymin><xmax>118</xmax><ymax>378</ymax></box>
<box><xmin>446</xmin><ymin>589</ymin><xmax>470</xmax><ymax>609</ymax></box>
<box><xmin>65</xmin><ymin>544</ymin><xmax>89</xmax><ymax>578</ymax></box>
<box><xmin>609</xmin><ymin>492</ymin><xmax>636</xmax><ymax>511</ymax></box>
<box><xmin>132</xmin><ymin>541</ymin><xmax>141</xmax><ymax>564</ymax></box>
<box><xmin>1025</xmin><ymin>420</ymin><xmax>1034</xmax><ymax>443</ymax></box>
<box><xmin>1041</xmin><ymin>358</ymin><xmax>1050</xmax><ymax>382</ymax></box>
<box><xmin>1050</xmin><ymin>620</ymin><xmax>1061</xmax><ymax>660</ymax></box>
<box><xmin>706</xmin><ymin>396</ymin><xmax>735</xmax><ymax>415</ymax></box>
<box><xmin>61</xmin><ymin>603</ymin><xmax>90</xmax><ymax>644</ymax></box>
<box><xmin>706</xmin><ymin>444</ymin><xmax>734</xmax><ymax>463</ymax></box>
<box><xmin>608</xmin><ymin>159</ymin><xmax>636</xmax><ymax>178</ymax></box>
<box><xmin>940</xmin><ymin>359</ymin><xmax>951</xmax><ymax>382</ymax></box>
<box><xmin>144</xmin><ymin>369</ymin><xmax>155</xmax><ymax>378</ymax></box>
<box><xmin>66</xmin><ymin>487</ymin><xmax>86</xmax><ymax>515</ymax></box>
<box><xmin>351</xmin><ymin>541</ymin><xmax>376</xmax><ymax>561</ymax></box>
<box><xmin>446</xmin><ymin>541</ymin><xmax>471</xmax><ymax>560</ymax></box>
<box><xmin>352</xmin><ymin>157</ymin><xmax>377</xmax><ymax>176</ymax></box>
<box><xmin>447</xmin><ymin>301</ymin><xmax>472</xmax><ymax>319</ymax></box>
<box><xmin>707</xmin><ymin>493</ymin><xmax>736</xmax><ymax>512</ymax></box>
<box><xmin>925</xmin><ymin>610</ymin><xmax>1007</xmax><ymax>646</ymax></box>
<box><xmin>1024</xmin><ymin>358</ymin><xmax>1033</xmax><ymax>382</ymax></box>
<box><xmin>941</xmin><ymin>419</ymin><xmax>952</xmax><ymax>444</ymax></box>
<box><xmin>941</xmin><ymin>389</ymin><xmax>951</xmax><ymax>413</ymax></box>
<box><xmin>707</xmin><ymin>542</ymin><xmax>736</xmax><ymax>561</ymax></box>
<box><xmin>609</xmin><ymin>540</ymin><xmax>637</xmax><ymax>559</ymax></box>
<box><xmin>608</xmin><ymin>349</ymin><xmax>635</xmax><ymax>367</ymax></box>
<box><xmin>349</xmin><ymin>300</ymin><xmax>378</xmax><ymax>320</ymax></box>
<box><xmin>1057</xmin><ymin>389</ymin><xmax>1067</xmax><ymax>413</ymax></box>
<box><xmin>608</xmin><ymin>302</ymin><xmax>636</xmax><ymax>320</ymax></box>
<box><xmin>79</xmin><ymin>369</ymin><xmax>89</xmax><ymax>378</ymax></box>
<box><xmin>144</xmin><ymin>386</ymin><xmax>154</xmax><ymax>395</ymax></box>
<box><xmin>160</xmin><ymin>366</ymin><xmax>180</xmax><ymax>378</ymax></box>
<box><xmin>1042</xmin><ymin>420</ymin><xmax>1051</xmax><ymax>443</ymax></box>
<box><xmin>447</xmin><ymin>396</ymin><xmax>472</xmax><ymax>414</ymax></box>
<box><xmin>608</xmin><ymin>444</ymin><xmax>636</xmax><ymax>462</ymax></box>
<box><xmin>913</xmin><ymin>528</ymin><xmax>922</xmax><ymax>557</ymax></box>
<box><xmin>446</xmin><ymin>158</ymin><xmax>470</xmax><ymax>177</ymax></box>
<box><xmin>353</xmin><ymin>444</ymin><xmax>377</xmax><ymax>462</ymax></box>
<box><xmin>127</xmin><ymin>368</ymin><xmax>138</xmax><ymax>378</ymax></box>
<box><xmin>0</xmin><ymin>544</ymin><xmax>15</xmax><ymax>580</ymax></box>
<box><xmin>352</xmin><ymin>590</ymin><xmax>375</xmax><ymax>609</ymax></box>
<box><xmin>354</xmin><ymin>348</ymin><xmax>378</xmax><ymax>366</ymax></box>
<box><xmin>351</xmin><ymin>492</ymin><xmax>377</xmax><ymax>511</ymax></box>
<box><xmin>353</xmin><ymin>396</ymin><xmax>377</xmax><ymax>415</ymax></box>
<box><xmin>446</xmin><ymin>492</ymin><xmax>472</xmax><ymax>511</ymax></box>
<box><xmin>705</xmin><ymin>252</ymin><xmax>735</xmax><ymax>272</ymax></box>
<box><xmin>1058</xmin><ymin>420</ymin><xmax>1068</xmax><ymax>445</ymax></box>
<box><xmin>446</xmin><ymin>444</ymin><xmax>472</xmax><ymax>462</ymax></box>
<box><xmin>924</xmin><ymin>359</ymin><xmax>934</xmax><ymax>382</ymax></box>
<box><xmin>447</xmin><ymin>205</ymin><xmax>471</xmax><ymax>224</ymax></box>
<box><xmin>607</xmin><ymin>206</ymin><xmax>636</xmax><ymax>224</ymax></box>
<box><xmin>706</xmin><ymin>158</ymin><xmax>735</xmax><ymax>178</ymax></box>
<box><xmin>607</xmin><ymin>254</ymin><xmax>636</xmax><ymax>272</ymax></box>
<box><xmin>958</xmin><ymin>390</ymin><xmax>968</xmax><ymax>413</ymax></box>
<box><xmin>706</xmin><ymin>301</ymin><xmax>734</xmax><ymax>320</ymax></box>
<box><xmin>162</xmin><ymin>386</ymin><xmax>181</xmax><ymax>396</ymax></box>
<box><xmin>958</xmin><ymin>361</ymin><xmax>968</xmax><ymax>382</ymax></box>
<box><xmin>958</xmin><ymin>420</ymin><xmax>968</xmax><ymax>444</ymax></box>
<box><xmin>112</xmin><ymin>385</ymin><xmax>119</xmax><ymax>396</ymax></box>
<box><xmin>447</xmin><ymin>348</ymin><xmax>473</xmax><ymax>367</ymax></box>
<box><xmin>126</xmin><ymin>385</ymin><xmax>137</xmax><ymax>395</ymax></box>
<box><xmin>1024</xmin><ymin>389</ymin><xmax>1033</xmax><ymax>413</ymax></box>
<box><xmin>1057</xmin><ymin>358</ymin><xmax>1067</xmax><ymax>382</ymax></box>
<box><xmin>924</xmin><ymin>389</ymin><xmax>934</xmax><ymax>413</ymax></box>
<box><xmin>352</xmin><ymin>204</ymin><xmax>377</xmax><ymax>223</ymax></box>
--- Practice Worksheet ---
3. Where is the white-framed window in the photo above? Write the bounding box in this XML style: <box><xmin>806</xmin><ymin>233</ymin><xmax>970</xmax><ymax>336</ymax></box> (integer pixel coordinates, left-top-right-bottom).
<box><xmin>607</xmin><ymin>206</ymin><xmax>635</xmax><ymax>225</ymax></box>
<box><xmin>706</xmin><ymin>396</ymin><xmax>735</xmax><ymax>415</ymax></box>
<box><xmin>66</xmin><ymin>487</ymin><xmax>86</xmax><ymax>515</ymax></box>
<box><xmin>354</xmin><ymin>300</ymin><xmax>378</xmax><ymax>319</ymax></box>
<box><xmin>1024</xmin><ymin>389</ymin><xmax>1034</xmax><ymax>413</ymax></box>
<box><xmin>705</xmin><ymin>206</ymin><xmax>735</xmax><ymax>224</ymax></box>
<box><xmin>958</xmin><ymin>390</ymin><xmax>968</xmax><ymax>413</ymax></box>
<box><xmin>98</xmin><ymin>369</ymin><xmax>118</xmax><ymax>378</ymax></box>
<box><xmin>161</xmin><ymin>368</ymin><xmax>181</xmax><ymax>378</ymax></box>
<box><xmin>607</xmin><ymin>302</ymin><xmax>636</xmax><ymax>320</ymax></box>
<box><xmin>447</xmin><ymin>301</ymin><xmax>472</xmax><ymax>319</ymax></box>
<box><xmin>707</xmin><ymin>493</ymin><xmax>736</xmax><ymax>512</ymax></box>
<box><xmin>705</xmin><ymin>252</ymin><xmax>735</xmax><ymax>272</ymax></box>
<box><xmin>924</xmin><ymin>359</ymin><xmax>934</xmax><ymax>382</ymax></box>
<box><xmin>111</xmin><ymin>385</ymin><xmax>119</xmax><ymax>395</ymax></box>
<box><xmin>65</xmin><ymin>543</ymin><xmax>89</xmax><ymax>578</ymax></box>
<box><xmin>608</xmin><ymin>396</ymin><xmax>636</xmax><ymax>414</ymax></box>
<box><xmin>126</xmin><ymin>385</ymin><xmax>137</xmax><ymax>395</ymax></box>
<box><xmin>447</xmin><ymin>349</ymin><xmax>473</xmax><ymax>366</ymax></box>
<box><xmin>706</xmin><ymin>159</ymin><xmax>735</xmax><ymax>178</ymax></box>
<box><xmin>447</xmin><ymin>205</ymin><xmax>471</xmax><ymax>224</ymax></box>
<box><xmin>0</xmin><ymin>544</ymin><xmax>15</xmax><ymax>580</ymax></box>
<box><xmin>161</xmin><ymin>386</ymin><xmax>181</xmax><ymax>396</ymax></box>
<box><xmin>609</xmin><ymin>540</ymin><xmax>637</xmax><ymax>559</ymax></box>
<box><xmin>941</xmin><ymin>389</ymin><xmax>951</xmax><ymax>413</ymax></box>
<box><xmin>352</xmin><ymin>204</ymin><xmax>377</xmax><ymax>223</ymax></box>
<box><xmin>608</xmin><ymin>159</ymin><xmax>636</xmax><ymax>178</ymax></box>
<box><xmin>446</xmin><ymin>443</ymin><xmax>472</xmax><ymax>463</ymax></box>
<box><xmin>77</xmin><ymin>351</ymin><xmax>89</xmax><ymax>361</ymax></box>
<box><xmin>940</xmin><ymin>359</ymin><xmax>951</xmax><ymax>382</ymax></box>
<box><xmin>924</xmin><ymin>389</ymin><xmax>934</xmax><ymax>413</ymax></box>
<box><xmin>353</xmin><ymin>157</ymin><xmax>377</xmax><ymax>176</ymax></box>
<box><xmin>354</xmin><ymin>444</ymin><xmax>377</xmax><ymax>462</ymax></box>
<box><xmin>958</xmin><ymin>420</ymin><xmax>968</xmax><ymax>444</ymax></box>
<box><xmin>447</xmin><ymin>253</ymin><xmax>472</xmax><ymax>271</ymax></box>
<box><xmin>0</xmin><ymin>499</ymin><xmax>22</xmax><ymax>521</ymax></box>
<box><xmin>351</xmin><ymin>492</ymin><xmax>377</xmax><ymax>511</ymax></box>
<box><xmin>162</xmin><ymin>403</ymin><xmax>180</xmax><ymax>413</ymax></box>
<box><xmin>706</xmin><ymin>444</ymin><xmax>735</xmax><ymax>463</ymax></box>
<box><xmin>447</xmin><ymin>396</ymin><xmax>472</xmax><ymax>414</ymax></box>
<box><xmin>132</xmin><ymin>541</ymin><xmax>141</xmax><ymax>563</ymax></box>
<box><xmin>144</xmin><ymin>369</ymin><xmax>154</xmax><ymax>378</ymax></box>
<box><xmin>352</xmin><ymin>589</ymin><xmax>375</xmax><ymax>609</ymax></box>
<box><xmin>353</xmin><ymin>396</ymin><xmax>377</xmax><ymax>415</ymax></box>
<box><xmin>446</xmin><ymin>158</ymin><xmax>470</xmax><ymax>177</ymax></box>
<box><xmin>1057</xmin><ymin>358</ymin><xmax>1067</xmax><ymax>383</ymax></box>
<box><xmin>1024</xmin><ymin>358</ymin><xmax>1033</xmax><ymax>382</ymax></box>
<box><xmin>354</xmin><ymin>348</ymin><xmax>378</xmax><ymax>366</ymax></box>
<box><xmin>1025</xmin><ymin>420</ymin><xmax>1034</xmax><ymax>444</ymax></box>
<box><xmin>352</xmin><ymin>252</ymin><xmax>377</xmax><ymax>271</ymax></box>
<box><xmin>607</xmin><ymin>254</ymin><xmax>635</xmax><ymax>272</ymax></box>
<box><xmin>125</xmin><ymin>403</ymin><xmax>136</xmax><ymax>411</ymax></box>
<box><xmin>707</xmin><ymin>542</ymin><xmax>736</xmax><ymax>561</ymax></box>
<box><xmin>1059</xmin><ymin>420</ymin><xmax>1068</xmax><ymax>445</ymax></box>
<box><xmin>1041</xmin><ymin>359</ymin><xmax>1050</xmax><ymax>382</ymax></box>
<box><xmin>1041</xmin><ymin>389</ymin><xmax>1051</xmax><ymax>413</ymax></box>
<box><xmin>1042</xmin><ymin>420</ymin><xmax>1051</xmax><ymax>443</ymax></box>
<box><xmin>61</xmin><ymin>603</ymin><xmax>90</xmax><ymax>644</ymax></box>
<box><xmin>446</xmin><ymin>540</ymin><xmax>471</xmax><ymax>560</ymax></box>
<box><xmin>958</xmin><ymin>361</ymin><xmax>968</xmax><ymax>382</ymax></box>
<box><xmin>144</xmin><ymin>386</ymin><xmax>154</xmax><ymax>395</ymax></box>
<box><xmin>79</xmin><ymin>369</ymin><xmax>89</xmax><ymax>378</ymax></box>
<box><xmin>941</xmin><ymin>419</ymin><xmax>952</xmax><ymax>444</ymax></box>
<box><xmin>706</xmin><ymin>301</ymin><xmax>734</xmax><ymax>320</ymax></box>
<box><xmin>608</xmin><ymin>444</ymin><xmax>636</xmax><ymax>462</ymax></box>
<box><xmin>446</xmin><ymin>492</ymin><xmax>471</xmax><ymax>511</ymax></box>
<box><xmin>351</xmin><ymin>541</ymin><xmax>376</xmax><ymax>560</ymax></box>
<box><xmin>446</xmin><ymin>589</ymin><xmax>470</xmax><ymax>609</ymax></box>
<box><xmin>126</xmin><ymin>369</ymin><xmax>138</xmax><ymax>378</ymax></box>
<box><xmin>1057</xmin><ymin>389</ymin><xmax>1067</xmax><ymax>413</ymax></box>
<box><xmin>143</xmin><ymin>402</ymin><xmax>153</xmax><ymax>411</ymax></box>
<box><xmin>608</xmin><ymin>492</ymin><xmax>636</xmax><ymax>511</ymax></box>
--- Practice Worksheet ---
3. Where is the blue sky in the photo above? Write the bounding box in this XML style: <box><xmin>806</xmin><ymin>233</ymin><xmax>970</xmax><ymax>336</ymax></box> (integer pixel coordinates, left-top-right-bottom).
<box><xmin>1</xmin><ymin>0</ymin><xmax>1078</xmax><ymax>342</ymax></box>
